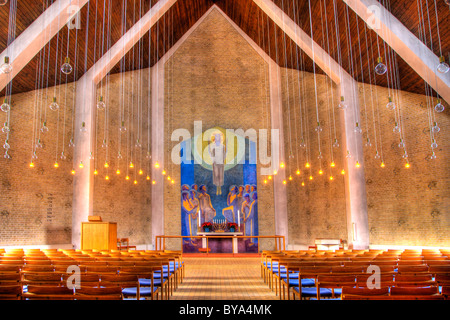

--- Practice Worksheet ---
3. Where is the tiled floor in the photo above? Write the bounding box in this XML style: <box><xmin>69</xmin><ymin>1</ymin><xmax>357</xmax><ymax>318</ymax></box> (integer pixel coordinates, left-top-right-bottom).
<box><xmin>171</xmin><ymin>256</ymin><xmax>278</xmax><ymax>300</ymax></box>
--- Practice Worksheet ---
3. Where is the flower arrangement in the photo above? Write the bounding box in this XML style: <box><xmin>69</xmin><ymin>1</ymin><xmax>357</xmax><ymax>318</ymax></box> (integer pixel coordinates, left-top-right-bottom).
<box><xmin>202</xmin><ymin>222</ymin><xmax>212</xmax><ymax>232</ymax></box>
<box><xmin>227</xmin><ymin>222</ymin><xmax>238</xmax><ymax>232</ymax></box>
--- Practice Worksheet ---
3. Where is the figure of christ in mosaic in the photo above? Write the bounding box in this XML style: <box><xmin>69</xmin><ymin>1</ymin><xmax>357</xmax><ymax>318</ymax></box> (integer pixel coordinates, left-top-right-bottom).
<box><xmin>208</xmin><ymin>132</ymin><xmax>226</xmax><ymax>195</ymax></box>
<box><xmin>198</xmin><ymin>184</ymin><xmax>216</xmax><ymax>223</ymax></box>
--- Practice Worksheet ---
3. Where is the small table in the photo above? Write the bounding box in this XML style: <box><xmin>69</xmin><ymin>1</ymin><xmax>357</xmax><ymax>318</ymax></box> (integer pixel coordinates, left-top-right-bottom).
<box><xmin>197</xmin><ymin>232</ymin><xmax>243</xmax><ymax>254</ymax></box>
<box><xmin>314</xmin><ymin>238</ymin><xmax>342</xmax><ymax>251</ymax></box>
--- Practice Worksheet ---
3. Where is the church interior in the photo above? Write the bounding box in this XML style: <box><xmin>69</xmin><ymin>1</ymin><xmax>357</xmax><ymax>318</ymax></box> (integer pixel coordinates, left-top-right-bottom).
<box><xmin>0</xmin><ymin>0</ymin><xmax>449</xmax><ymax>304</ymax></box>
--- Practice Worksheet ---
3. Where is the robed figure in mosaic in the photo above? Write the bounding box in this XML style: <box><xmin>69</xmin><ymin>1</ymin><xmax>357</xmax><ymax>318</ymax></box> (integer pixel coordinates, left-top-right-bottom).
<box><xmin>208</xmin><ymin>132</ymin><xmax>226</xmax><ymax>195</ymax></box>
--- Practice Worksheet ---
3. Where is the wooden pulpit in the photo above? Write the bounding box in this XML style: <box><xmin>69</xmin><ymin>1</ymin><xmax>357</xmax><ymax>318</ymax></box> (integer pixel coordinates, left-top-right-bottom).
<box><xmin>81</xmin><ymin>221</ymin><xmax>117</xmax><ymax>251</ymax></box>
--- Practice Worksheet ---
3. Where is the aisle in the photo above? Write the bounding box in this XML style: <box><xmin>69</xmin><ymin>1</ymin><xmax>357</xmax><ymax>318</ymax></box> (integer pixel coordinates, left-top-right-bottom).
<box><xmin>170</xmin><ymin>257</ymin><xmax>278</xmax><ymax>300</ymax></box>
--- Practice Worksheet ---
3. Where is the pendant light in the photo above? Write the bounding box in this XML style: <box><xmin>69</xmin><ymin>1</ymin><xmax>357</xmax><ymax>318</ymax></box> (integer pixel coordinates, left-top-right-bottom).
<box><xmin>434</xmin><ymin>99</ymin><xmax>444</xmax><ymax>112</ymax></box>
<box><xmin>437</xmin><ymin>56</ymin><xmax>449</xmax><ymax>74</ymax></box>
<box><xmin>1</xmin><ymin>98</ymin><xmax>10</xmax><ymax>112</ymax></box>
<box><xmin>337</xmin><ymin>96</ymin><xmax>347</xmax><ymax>109</ymax></box>
<box><xmin>0</xmin><ymin>1</ymin><xmax>8</xmax><ymax>6</ymax></box>
<box><xmin>1</xmin><ymin>122</ymin><xmax>9</xmax><ymax>133</ymax></box>
<box><xmin>61</xmin><ymin>57</ymin><xmax>73</xmax><ymax>75</ymax></box>
<box><xmin>386</xmin><ymin>96</ymin><xmax>396</xmax><ymax>110</ymax></box>
<box><xmin>374</xmin><ymin>57</ymin><xmax>387</xmax><ymax>75</ymax></box>
<box><xmin>0</xmin><ymin>56</ymin><xmax>12</xmax><ymax>74</ymax></box>
<box><xmin>97</xmin><ymin>96</ymin><xmax>106</xmax><ymax>110</ymax></box>
<box><xmin>49</xmin><ymin>97</ymin><xmax>60</xmax><ymax>111</ymax></box>
<box><xmin>431</xmin><ymin>122</ymin><xmax>440</xmax><ymax>133</ymax></box>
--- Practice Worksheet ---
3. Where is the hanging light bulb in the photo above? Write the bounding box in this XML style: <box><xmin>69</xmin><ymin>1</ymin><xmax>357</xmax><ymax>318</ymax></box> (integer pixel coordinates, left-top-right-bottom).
<box><xmin>402</xmin><ymin>150</ymin><xmax>409</xmax><ymax>159</ymax></box>
<box><xmin>431</xmin><ymin>139</ymin><xmax>438</xmax><ymax>149</ymax></box>
<box><xmin>154</xmin><ymin>162</ymin><xmax>160</xmax><ymax>169</ymax></box>
<box><xmin>355</xmin><ymin>161</ymin><xmax>361</xmax><ymax>168</ymax></box>
<box><xmin>79</xmin><ymin>161</ymin><xmax>84</xmax><ymax>169</ymax></box>
<box><xmin>305</xmin><ymin>162</ymin><xmax>310</xmax><ymax>168</ymax></box>
<box><xmin>405</xmin><ymin>161</ymin><xmax>411</xmax><ymax>169</ymax></box>
<box><xmin>49</xmin><ymin>97</ymin><xmax>59</xmax><ymax>111</ymax></box>
<box><xmin>288</xmin><ymin>175</ymin><xmax>293</xmax><ymax>181</ymax></box>
<box><xmin>330</xmin><ymin>161</ymin><xmax>336</xmax><ymax>168</ymax></box>
<box><xmin>393</xmin><ymin>122</ymin><xmax>401</xmax><ymax>134</ymax></box>
<box><xmin>3</xmin><ymin>139</ymin><xmax>10</xmax><ymax>150</ymax></box>
<box><xmin>282</xmin><ymin>180</ymin><xmax>287</xmax><ymax>185</ymax></box>
<box><xmin>268</xmin><ymin>175</ymin><xmax>272</xmax><ymax>180</ymax></box>
<box><xmin>337</xmin><ymin>96</ymin><xmax>347</xmax><ymax>110</ymax></box>
<box><xmin>29</xmin><ymin>161</ymin><xmax>35</xmax><ymax>168</ymax></box>
<box><xmin>380</xmin><ymin>161</ymin><xmax>385</xmax><ymax>168</ymax></box>
<box><xmin>104</xmin><ymin>161</ymin><xmax>109</xmax><ymax>168</ymax></box>
<box><xmin>146</xmin><ymin>152</ymin><xmax>152</xmax><ymax>160</ymax></box>
<box><xmin>94</xmin><ymin>169</ymin><xmax>98</xmax><ymax>175</ymax></box>
<box><xmin>35</xmin><ymin>139</ymin><xmax>43</xmax><ymax>148</ymax></box>
<box><xmin>60</xmin><ymin>151</ymin><xmax>67</xmax><ymax>160</ymax></box>
<box><xmin>71</xmin><ymin>168</ymin><xmax>76</xmax><ymax>175</ymax></box>
<box><xmin>0</xmin><ymin>56</ymin><xmax>12</xmax><ymax>74</ymax></box>
<box><xmin>3</xmin><ymin>150</ymin><xmax>10</xmax><ymax>159</ymax></box>
<box><xmin>117</xmin><ymin>151</ymin><xmax>123</xmax><ymax>160</ymax></box>
<box><xmin>1</xmin><ymin>98</ymin><xmax>10</xmax><ymax>112</ymax></box>
<box><xmin>89</xmin><ymin>152</ymin><xmax>94</xmax><ymax>160</ymax></box>
<box><xmin>134</xmin><ymin>180</ymin><xmax>138</xmax><ymax>185</ymax></box>
<box><xmin>301</xmin><ymin>182</ymin><xmax>305</xmax><ymax>187</ymax></box>
<box><xmin>318</xmin><ymin>169</ymin><xmax>323</xmax><ymax>175</ymax></box>
<box><xmin>116</xmin><ymin>169</ymin><xmax>121</xmax><ymax>175</ymax></box>
<box><xmin>97</xmin><ymin>96</ymin><xmax>106</xmax><ymax>110</ymax></box>
<box><xmin>280</xmin><ymin>162</ymin><xmax>285</xmax><ymax>168</ymax></box>
<box><xmin>374</xmin><ymin>56</ymin><xmax>387</xmax><ymax>75</ymax></box>
<box><xmin>346</xmin><ymin>150</ymin><xmax>351</xmax><ymax>158</ymax></box>
<box><xmin>135</xmin><ymin>138</ymin><xmax>142</xmax><ymax>148</ymax></box>
<box><xmin>299</xmin><ymin>138</ymin><xmax>306</xmax><ymax>148</ymax></box>
<box><xmin>315</xmin><ymin>121</ymin><xmax>323</xmax><ymax>133</ymax></box>
<box><xmin>125</xmin><ymin>175</ymin><xmax>130</xmax><ymax>181</ymax></box>
<box><xmin>167</xmin><ymin>176</ymin><xmax>171</xmax><ymax>181</ymax></box>
<box><xmin>139</xmin><ymin>169</ymin><xmax>143</xmax><ymax>175</ymax></box>
<box><xmin>0</xmin><ymin>1</ymin><xmax>8</xmax><ymax>7</ymax></box>
<box><xmin>398</xmin><ymin>139</ymin><xmax>405</xmax><ymax>148</ymax></box>
<box><xmin>129</xmin><ymin>161</ymin><xmax>134</xmax><ymax>169</ymax></box>
<box><xmin>317</xmin><ymin>152</ymin><xmax>323</xmax><ymax>160</ymax></box>
<box><xmin>386</xmin><ymin>97</ymin><xmax>396</xmax><ymax>110</ymax></box>
<box><xmin>437</xmin><ymin>56</ymin><xmax>449</xmax><ymax>74</ymax></box>
<box><xmin>32</xmin><ymin>151</ymin><xmax>38</xmax><ymax>160</ymax></box>
<box><xmin>40</xmin><ymin>121</ymin><xmax>49</xmax><ymax>133</ymax></box>
<box><xmin>329</xmin><ymin>176</ymin><xmax>334</xmax><ymax>181</ymax></box>
<box><xmin>434</xmin><ymin>99</ymin><xmax>445</xmax><ymax>113</ymax></box>
<box><xmin>105</xmin><ymin>175</ymin><xmax>110</xmax><ymax>181</ymax></box>
<box><xmin>54</xmin><ymin>161</ymin><xmax>59</xmax><ymax>168</ymax></box>
<box><xmin>80</xmin><ymin>121</ymin><xmax>87</xmax><ymax>133</ymax></box>
<box><xmin>273</xmin><ymin>170</ymin><xmax>278</xmax><ymax>175</ymax></box>
<box><xmin>431</xmin><ymin>122</ymin><xmax>440</xmax><ymax>133</ymax></box>
<box><xmin>119</xmin><ymin>121</ymin><xmax>127</xmax><ymax>133</ymax></box>
<box><xmin>430</xmin><ymin>151</ymin><xmax>437</xmax><ymax>160</ymax></box>
<box><xmin>365</xmin><ymin>138</ymin><xmax>372</xmax><ymax>147</ymax></box>
<box><xmin>1</xmin><ymin>122</ymin><xmax>9</xmax><ymax>133</ymax></box>
<box><xmin>296</xmin><ymin>169</ymin><xmax>301</xmax><ymax>175</ymax></box>
<box><xmin>374</xmin><ymin>151</ymin><xmax>381</xmax><ymax>159</ymax></box>
<box><xmin>309</xmin><ymin>175</ymin><xmax>313</xmax><ymax>181</ymax></box>
<box><xmin>60</xmin><ymin>57</ymin><xmax>73</xmax><ymax>75</ymax></box>
<box><xmin>332</xmin><ymin>138</ymin><xmax>339</xmax><ymax>148</ymax></box>
<box><xmin>289</xmin><ymin>153</ymin><xmax>294</xmax><ymax>160</ymax></box>
<box><xmin>146</xmin><ymin>175</ymin><xmax>150</xmax><ymax>181</ymax></box>
<box><xmin>69</xmin><ymin>137</ymin><xmax>75</xmax><ymax>148</ymax></box>
<box><xmin>354</xmin><ymin>122</ymin><xmax>362</xmax><ymax>133</ymax></box>
<box><xmin>152</xmin><ymin>180</ymin><xmax>156</xmax><ymax>185</ymax></box>
<box><xmin>102</xmin><ymin>139</ymin><xmax>108</xmax><ymax>148</ymax></box>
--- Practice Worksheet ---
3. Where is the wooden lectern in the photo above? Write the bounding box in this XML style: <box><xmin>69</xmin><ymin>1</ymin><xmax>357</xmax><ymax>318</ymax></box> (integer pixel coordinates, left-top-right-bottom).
<box><xmin>81</xmin><ymin>220</ymin><xmax>117</xmax><ymax>251</ymax></box>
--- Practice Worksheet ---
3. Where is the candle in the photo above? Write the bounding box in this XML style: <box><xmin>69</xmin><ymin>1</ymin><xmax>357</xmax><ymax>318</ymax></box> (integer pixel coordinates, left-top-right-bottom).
<box><xmin>238</xmin><ymin>210</ymin><xmax>240</xmax><ymax>227</ymax></box>
<box><xmin>199</xmin><ymin>210</ymin><xmax>201</xmax><ymax>227</ymax></box>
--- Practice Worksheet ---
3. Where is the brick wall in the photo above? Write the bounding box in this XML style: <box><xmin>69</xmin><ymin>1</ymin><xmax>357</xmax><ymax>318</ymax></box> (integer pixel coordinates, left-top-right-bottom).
<box><xmin>162</xmin><ymin>8</ymin><xmax>276</xmax><ymax>250</ymax></box>
<box><xmin>93</xmin><ymin>71</ymin><xmax>153</xmax><ymax>245</ymax></box>
<box><xmin>281</xmin><ymin>68</ymin><xmax>348</xmax><ymax>248</ymax></box>
<box><xmin>0</xmin><ymin>84</ymin><xmax>75</xmax><ymax>246</ymax></box>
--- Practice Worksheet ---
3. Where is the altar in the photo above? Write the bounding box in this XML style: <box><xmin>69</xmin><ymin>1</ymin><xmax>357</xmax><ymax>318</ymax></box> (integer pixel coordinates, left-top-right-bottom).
<box><xmin>198</xmin><ymin>232</ymin><xmax>243</xmax><ymax>254</ymax></box>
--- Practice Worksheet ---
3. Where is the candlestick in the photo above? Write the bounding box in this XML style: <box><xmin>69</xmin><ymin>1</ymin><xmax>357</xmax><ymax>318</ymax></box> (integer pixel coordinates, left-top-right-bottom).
<box><xmin>238</xmin><ymin>210</ymin><xmax>240</xmax><ymax>228</ymax></box>
<box><xmin>199</xmin><ymin>210</ymin><xmax>201</xmax><ymax>227</ymax></box>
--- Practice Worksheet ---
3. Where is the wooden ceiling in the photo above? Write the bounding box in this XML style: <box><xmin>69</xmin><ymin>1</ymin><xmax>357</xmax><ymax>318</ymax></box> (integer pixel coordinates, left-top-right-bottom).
<box><xmin>0</xmin><ymin>0</ymin><xmax>448</xmax><ymax>97</ymax></box>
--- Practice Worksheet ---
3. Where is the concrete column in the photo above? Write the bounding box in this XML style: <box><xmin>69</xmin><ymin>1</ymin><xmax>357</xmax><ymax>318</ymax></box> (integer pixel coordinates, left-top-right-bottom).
<box><xmin>71</xmin><ymin>72</ymin><xmax>96</xmax><ymax>249</ymax></box>
<box><xmin>0</xmin><ymin>0</ymin><xmax>88</xmax><ymax>91</ymax></box>
<box><xmin>151</xmin><ymin>63</ymin><xmax>165</xmax><ymax>249</ymax></box>
<box><xmin>339</xmin><ymin>74</ymin><xmax>369</xmax><ymax>249</ymax></box>
<box><xmin>268</xmin><ymin>60</ymin><xmax>289</xmax><ymax>244</ymax></box>
<box><xmin>343</xmin><ymin>0</ymin><xmax>450</xmax><ymax>104</ymax></box>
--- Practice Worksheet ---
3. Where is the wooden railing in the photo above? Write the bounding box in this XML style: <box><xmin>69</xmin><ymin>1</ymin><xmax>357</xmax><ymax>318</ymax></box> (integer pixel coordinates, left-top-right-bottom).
<box><xmin>155</xmin><ymin>235</ymin><xmax>285</xmax><ymax>254</ymax></box>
